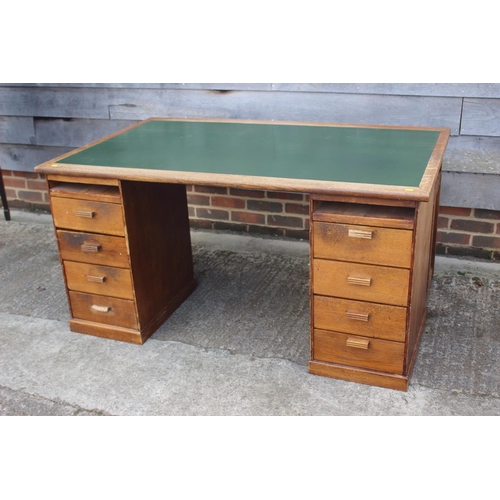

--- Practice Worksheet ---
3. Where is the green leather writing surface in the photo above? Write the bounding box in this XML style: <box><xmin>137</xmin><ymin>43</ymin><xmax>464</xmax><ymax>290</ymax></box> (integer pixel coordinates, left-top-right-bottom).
<box><xmin>58</xmin><ymin>120</ymin><xmax>441</xmax><ymax>187</ymax></box>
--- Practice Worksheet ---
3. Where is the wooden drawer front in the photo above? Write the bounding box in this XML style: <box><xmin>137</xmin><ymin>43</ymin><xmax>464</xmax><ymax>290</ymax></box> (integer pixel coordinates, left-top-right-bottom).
<box><xmin>64</xmin><ymin>261</ymin><xmax>134</xmax><ymax>300</ymax></box>
<box><xmin>57</xmin><ymin>230</ymin><xmax>129</xmax><ymax>268</ymax></box>
<box><xmin>69</xmin><ymin>291</ymin><xmax>138</xmax><ymax>329</ymax></box>
<box><xmin>313</xmin><ymin>329</ymin><xmax>404</xmax><ymax>374</ymax></box>
<box><xmin>51</xmin><ymin>197</ymin><xmax>125</xmax><ymax>236</ymax></box>
<box><xmin>50</xmin><ymin>182</ymin><xmax>121</xmax><ymax>203</ymax></box>
<box><xmin>313</xmin><ymin>222</ymin><xmax>413</xmax><ymax>268</ymax></box>
<box><xmin>313</xmin><ymin>295</ymin><xmax>407</xmax><ymax>342</ymax></box>
<box><xmin>313</xmin><ymin>259</ymin><xmax>410</xmax><ymax>307</ymax></box>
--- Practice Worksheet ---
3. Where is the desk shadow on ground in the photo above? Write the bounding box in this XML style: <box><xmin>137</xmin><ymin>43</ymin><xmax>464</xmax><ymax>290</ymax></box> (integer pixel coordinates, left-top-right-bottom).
<box><xmin>152</xmin><ymin>246</ymin><xmax>311</xmax><ymax>365</ymax></box>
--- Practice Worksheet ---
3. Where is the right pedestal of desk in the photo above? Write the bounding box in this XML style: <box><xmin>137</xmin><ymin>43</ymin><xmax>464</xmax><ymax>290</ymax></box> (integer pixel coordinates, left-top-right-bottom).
<box><xmin>308</xmin><ymin>186</ymin><xmax>440</xmax><ymax>391</ymax></box>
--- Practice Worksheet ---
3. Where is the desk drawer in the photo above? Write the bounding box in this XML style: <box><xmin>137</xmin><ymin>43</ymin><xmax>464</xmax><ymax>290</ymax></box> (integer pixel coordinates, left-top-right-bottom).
<box><xmin>313</xmin><ymin>329</ymin><xmax>404</xmax><ymax>374</ymax></box>
<box><xmin>313</xmin><ymin>221</ymin><xmax>413</xmax><ymax>268</ymax></box>
<box><xmin>51</xmin><ymin>197</ymin><xmax>125</xmax><ymax>236</ymax></box>
<box><xmin>313</xmin><ymin>295</ymin><xmax>407</xmax><ymax>342</ymax></box>
<box><xmin>69</xmin><ymin>291</ymin><xmax>138</xmax><ymax>329</ymax></box>
<box><xmin>57</xmin><ymin>230</ymin><xmax>129</xmax><ymax>267</ymax></box>
<box><xmin>313</xmin><ymin>259</ymin><xmax>410</xmax><ymax>306</ymax></box>
<box><xmin>64</xmin><ymin>261</ymin><xmax>134</xmax><ymax>300</ymax></box>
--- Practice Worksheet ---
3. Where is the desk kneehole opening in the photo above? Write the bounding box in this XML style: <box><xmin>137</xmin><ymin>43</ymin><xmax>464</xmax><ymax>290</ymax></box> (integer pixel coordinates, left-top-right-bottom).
<box><xmin>346</xmin><ymin>337</ymin><xmax>370</xmax><ymax>349</ymax></box>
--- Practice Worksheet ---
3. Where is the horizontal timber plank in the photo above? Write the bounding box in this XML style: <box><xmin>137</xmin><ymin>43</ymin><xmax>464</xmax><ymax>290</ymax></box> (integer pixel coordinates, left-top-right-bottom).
<box><xmin>0</xmin><ymin>117</ymin><xmax>35</xmax><ymax>145</ymax></box>
<box><xmin>0</xmin><ymin>144</ymin><xmax>72</xmax><ymax>172</ymax></box>
<box><xmin>0</xmin><ymin>87</ymin><xmax>462</xmax><ymax>133</ymax></box>
<box><xmin>2</xmin><ymin>83</ymin><xmax>500</xmax><ymax>98</ymax></box>
<box><xmin>34</xmin><ymin>118</ymin><xmax>138</xmax><ymax>147</ymax></box>
<box><xmin>443</xmin><ymin>135</ymin><xmax>500</xmax><ymax>174</ymax></box>
<box><xmin>461</xmin><ymin>98</ymin><xmax>500</xmax><ymax>137</ymax></box>
<box><xmin>107</xmin><ymin>90</ymin><xmax>462</xmax><ymax>133</ymax></box>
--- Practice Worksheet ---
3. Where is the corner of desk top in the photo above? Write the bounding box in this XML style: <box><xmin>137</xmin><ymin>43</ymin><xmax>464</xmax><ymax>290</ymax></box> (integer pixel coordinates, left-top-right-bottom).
<box><xmin>34</xmin><ymin>160</ymin><xmax>57</xmax><ymax>174</ymax></box>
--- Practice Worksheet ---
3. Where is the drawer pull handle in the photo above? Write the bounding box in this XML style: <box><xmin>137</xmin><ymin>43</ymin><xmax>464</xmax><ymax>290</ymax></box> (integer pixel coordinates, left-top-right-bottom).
<box><xmin>75</xmin><ymin>209</ymin><xmax>95</xmax><ymax>219</ymax></box>
<box><xmin>346</xmin><ymin>311</ymin><xmax>370</xmax><ymax>322</ymax></box>
<box><xmin>81</xmin><ymin>243</ymin><xmax>101</xmax><ymax>253</ymax></box>
<box><xmin>87</xmin><ymin>274</ymin><xmax>106</xmax><ymax>283</ymax></box>
<box><xmin>91</xmin><ymin>304</ymin><xmax>110</xmax><ymax>313</ymax></box>
<box><xmin>348</xmin><ymin>229</ymin><xmax>373</xmax><ymax>239</ymax></box>
<box><xmin>347</xmin><ymin>276</ymin><xmax>372</xmax><ymax>286</ymax></box>
<box><xmin>346</xmin><ymin>337</ymin><xmax>370</xmax><ymax>349</ymax></box>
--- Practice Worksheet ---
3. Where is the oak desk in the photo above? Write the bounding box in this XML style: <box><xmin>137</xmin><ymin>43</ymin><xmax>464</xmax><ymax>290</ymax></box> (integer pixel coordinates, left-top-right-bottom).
<box><xmin>35</xmin><ymin>118</ymin><xmax>450</xmax><ymax>391</ymax></box>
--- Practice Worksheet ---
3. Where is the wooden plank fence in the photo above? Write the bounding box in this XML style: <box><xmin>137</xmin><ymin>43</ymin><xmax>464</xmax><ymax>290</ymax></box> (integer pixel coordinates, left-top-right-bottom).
<box><xmin>1</xmin><ymin>83</ymin><xmax>499</xmax><ymax>209</ymax></box>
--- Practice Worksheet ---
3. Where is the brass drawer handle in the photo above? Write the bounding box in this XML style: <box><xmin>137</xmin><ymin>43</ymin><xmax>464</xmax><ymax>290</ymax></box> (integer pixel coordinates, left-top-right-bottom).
<box><xmin>346</xmin><ymin>311</ymin><xmax>369</xmax><ymax>322</ymax></box>
<box><xmin>75</xmin><ymin>209</ymin><xmax>95</xmax><ymax>218</ymax></box>
<box><xmin>346</xmin><ymin>337</ymin><xmax>370</xmax><ymax>349</ymax></box>
<box><xmin>347</xmin><ymin>276</ymin><xmax>372</xmax><ymax>286</ymax></box>
<box><xmin>91</xmin><ymin>304</ymin><xmax>110</xmax><ymax>312</ymax></box>
<box><xmin>87</xmin><ymin>274</ymin><xmax>106</xmax><ymax>283</ymax></box>
<box><xmin>81</xmin><ymin>243</ymin><xmax>101</xmax><ymax>253</ymax></box>
<box><xmin>348</xmin><ymin>229</ymin><xmax>373</xmax><ymax>239</ymax></box>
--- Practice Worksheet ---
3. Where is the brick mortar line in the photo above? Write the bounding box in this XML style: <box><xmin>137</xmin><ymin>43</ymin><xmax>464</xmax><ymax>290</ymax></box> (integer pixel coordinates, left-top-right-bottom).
<box><xmin>190</xmin><ymin>194</ymin><xmax>309</xmax><ymax>205</ymax></box>
<box><xmin>438</xmin><ymin>228</ymin><xmax>499</xmax><ymax>236</ymax></box>
<box><xmin>440</xmin><ymin>214</ymin><xmax>500</xmax><ymax>223</ymax></box>
<box><xmin>190</xmin><ymin>205</ymin><xmax>309</xmax><ymax>217</ymax></box>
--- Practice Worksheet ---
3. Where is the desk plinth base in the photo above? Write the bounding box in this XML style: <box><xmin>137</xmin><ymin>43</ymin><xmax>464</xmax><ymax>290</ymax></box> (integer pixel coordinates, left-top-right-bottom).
<box><xmin>69</xmin><ymin>320</ymin><xmax>145</xmax><ymax>344</ymax></box>
<box><xmin>69</xmin><ymin>278</ymin><xmax>197</xmax><ymax>344</ymax></box>
<box><xmin>308</xmin><ymin>361</ymin><xmax>409</xmax><ymax>391</ymax></box>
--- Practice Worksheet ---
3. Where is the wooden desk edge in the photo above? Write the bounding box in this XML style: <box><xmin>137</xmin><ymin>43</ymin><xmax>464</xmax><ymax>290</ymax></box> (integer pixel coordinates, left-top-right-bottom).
<box><xmin>37</xmin><ymin>163</ymin><xmax>433</xmax><ymax>202</ymax></box>
<box><xmin>418</xmin><ymin>128</ymin><xmax>450</xmax><ymax>194</ymax></box>
<box><xmin>34</xmin><ymin>119</ymin><xmax>450</xmax><ymax>203</ymax></box>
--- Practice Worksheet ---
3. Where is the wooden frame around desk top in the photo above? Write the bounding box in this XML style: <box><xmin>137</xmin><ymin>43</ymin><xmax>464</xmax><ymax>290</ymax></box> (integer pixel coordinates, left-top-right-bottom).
<box><xmin>35</xmin><ymin>118</ymin><xmax>450</xmax><ymax>203</ymax></box>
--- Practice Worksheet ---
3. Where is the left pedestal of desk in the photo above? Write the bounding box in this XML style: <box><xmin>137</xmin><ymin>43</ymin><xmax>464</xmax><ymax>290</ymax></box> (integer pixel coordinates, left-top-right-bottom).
<box><xmin>46</xmin><ymin>175</ymin><xmax>197</xmax><ymax>344</ymax></box>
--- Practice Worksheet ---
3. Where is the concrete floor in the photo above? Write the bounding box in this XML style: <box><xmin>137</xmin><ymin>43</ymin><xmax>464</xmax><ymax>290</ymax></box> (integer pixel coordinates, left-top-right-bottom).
<box><xmin>1</xmin><ymin>209</ymin><xmax>499</xmax><ymax>415</ymax></box>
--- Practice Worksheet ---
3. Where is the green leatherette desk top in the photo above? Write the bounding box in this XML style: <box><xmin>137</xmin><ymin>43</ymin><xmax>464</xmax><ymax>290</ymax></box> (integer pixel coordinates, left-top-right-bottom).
<box><xmin>36</xmin><ymin>119</ymin><xmax>450</xmax><ymax>201</ymax></box>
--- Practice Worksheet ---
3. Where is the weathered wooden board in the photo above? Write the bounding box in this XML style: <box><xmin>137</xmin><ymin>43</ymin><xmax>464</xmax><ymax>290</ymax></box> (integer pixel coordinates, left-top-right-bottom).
<box><xmin>271</xmin><ymin>83</ymin><xmax>500</xmax><ymax>98</ymax></box>
<box><xmin>107</xmin><ymin>90</ymin><xmax>462</xmax><ymax>133</ymax></box>
<box><xmin>0</xmin><ymin>144</ymin><xmax>72</xmax><ymax>172</ymax></box>
<box><xmin>0</xmin><ymin>117</ymin><xmax>35</xmax><ymax>145</ymax></box>
<box><xmin>0</xmin><ymin>87</ymin><xmax>111</xmax><ymax>119</ymax></box>
<box><xmin>461</xmin><ymin>98</ymin><xmax>500</xmax><ymax>137</ymax></box>
<box><xmin>0</xmin><ymin>87</ymin><xmax>461</xmax><ymax>133</ymax></box>
<box><xmin>2</xmin><ymin>83</ymin><xmax>500</xmax><ymax>98</ymax></box>
<box><xmin>34</xmin><ymin>118</ymin><xmax>137</xmax><ymax>147</ymax></box>
<box><xmin>443</xmin><ymin>135</ymin><xmax>500</xmax><ymax>174</ymax></box>
<box><xmin>0</xmin><ymin>83</ymin><xmax>274</xmax><ymax>91</ymax></box>
<box><xmin>441</xmin><ymin>171</ymin><xmax>500</xmax><ymax>210</ymax></box>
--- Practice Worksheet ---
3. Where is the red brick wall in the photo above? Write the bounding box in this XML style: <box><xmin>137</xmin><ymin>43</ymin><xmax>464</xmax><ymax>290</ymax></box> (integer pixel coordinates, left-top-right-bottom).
<box><xmin>437</xmin><ymin>207</ymin><xmax>500</xmax><ymax>260</ymax></box>
<box><xmin>187</xmin><ymin>185</ymin><xmax>310</xmax><ymax>240</ymax></box>
<box><xmin>2</xmin><ymin>169</ymin><xmax>499</xmax><ymax>260</ymax></box>
<box><xmin>1</xmin><ymin>170</ymin><xmax>50</xmax><ymax>209</ymax></box>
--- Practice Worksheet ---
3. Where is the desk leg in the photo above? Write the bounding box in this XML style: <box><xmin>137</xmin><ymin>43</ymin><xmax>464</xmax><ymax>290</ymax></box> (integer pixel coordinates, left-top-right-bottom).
<box><xmin>120</xmin><ymin>181</ymin><xmax>197</xmax><ymax>342</ymax></box>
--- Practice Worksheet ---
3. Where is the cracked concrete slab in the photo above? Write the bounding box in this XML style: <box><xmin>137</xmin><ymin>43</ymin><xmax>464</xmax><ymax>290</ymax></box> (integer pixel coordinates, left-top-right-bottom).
<box><xmin>1</xmin><ymin>312</ymin><xmax>498</xmax><ymax>415</ymax></box>
<box><xmin>1</xmin><ymin>210</ymin><xmax>499</xmax><ymax>415</ymax></box>
<box><xmin>0</xmin><ymin>385</ymin><xmax>110</xmax><ymax>416</ymax></box>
